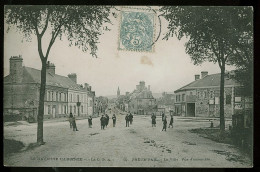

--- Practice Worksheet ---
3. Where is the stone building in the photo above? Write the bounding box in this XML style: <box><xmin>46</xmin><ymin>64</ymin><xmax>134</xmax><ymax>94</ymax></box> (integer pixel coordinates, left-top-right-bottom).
<box><xmin>174</xmin><ymin>71</ymin><xmax>243</xmax><ymax>118</ymax></box>
<box><xmin>127</xmin><ymin>81</ymin><xmax>157</xmax><ymax>115</ymax></box>
<box><xmin>4</xmin><ymin>55</ymin><xmax>95</xmax><ymax>121</ymax></box>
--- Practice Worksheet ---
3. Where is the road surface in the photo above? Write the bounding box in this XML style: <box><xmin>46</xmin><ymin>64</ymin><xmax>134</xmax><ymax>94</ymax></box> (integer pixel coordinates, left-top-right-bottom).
<box><xmin>4</xmin><ymin>109</ymin><xmax>252</xmax><ymax>167</ymax></box>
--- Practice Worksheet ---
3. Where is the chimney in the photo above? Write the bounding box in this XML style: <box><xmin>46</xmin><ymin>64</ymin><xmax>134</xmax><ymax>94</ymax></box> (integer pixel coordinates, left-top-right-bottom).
<box><xmin>10</xmin><ymin>55</ymin><xmax>23</xmax><ymax>83</ymax></box>
<box><xmin>201</xmin><ymin>71</ymin><xmax>208</xmax><ymax>78</ymax></box>
<box><xmin>68</xmin><ymin>73</ymin><xmax>77</xmax><ymax>83</ymax></box>
<box><xmin>195</xmin><ymin>74</ymin><xmax>200</xmax><ymax>80</ymax></box>
<box><xmin>89</xmin><ymin>86</ymin><xmax>92</xmax><ymax>91</ymax></box>
<box><xmin>46</xmin><ymin>61</ymin><xmax>55</xmax><ymax>75</ymax></box>
<box><xmin>84</xmin><ymin>83</ymin><xmax>89</xmax><ymax>89</ymax></box>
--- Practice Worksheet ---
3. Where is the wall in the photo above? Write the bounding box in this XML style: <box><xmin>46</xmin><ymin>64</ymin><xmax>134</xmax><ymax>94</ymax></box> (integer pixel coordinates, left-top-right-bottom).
<box><xmin>4</xmin><ymin>83</ymin><xmax>39</xmax><ymax>119</ymax></box>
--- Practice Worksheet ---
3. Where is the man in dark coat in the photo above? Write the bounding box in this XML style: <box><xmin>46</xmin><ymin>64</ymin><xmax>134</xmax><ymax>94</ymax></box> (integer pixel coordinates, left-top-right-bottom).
<box><xmin>162</xmin><ymin>115</ymin><xmax>167</xmax><ymax>131</ymax></box>
<box><xmin>100</xmin><ymin>115</ymin><xmax>106</xmax><ymax>130</ymax></box>
<box><xmin>151</xmin><ymin>113</ymin><xmax>156</xmax><ymax>127</ymax></box>
<box><xmin>105</xmin><ymin>114</ymin><xmax>109</xmax><ymax>127</ymax></box>
<box><xmin>72</xmin><ymin>115</ymin><xmax>79</xmax><ymax>131</ymax></box>
<box><xmin>129</xmin><ymin>112</ymin><xmax>133</xmax><ymax>124</ymax></box>
<box><xmin>112</xmin><ymin>114</ymin><xmax>116</xmax><ymax>127</ymax></box>
<box><xmin>88</xmin><ymin>115</ymin><xmax>92</xmax><ymax>128</ymax></box>
<box><xmin>162</xmin><ymin>112</ymin><xmax>165</xmax><ymax>121</ymax></box>
<box><xmin>69</xmin><ymin>113</ymin><xmax>73</xmax><ymax>129</ymax></box>
<box><xmin>125</xmin><ymin>114</ymin><xmax>129</xmax><ymax>127</ymax></box>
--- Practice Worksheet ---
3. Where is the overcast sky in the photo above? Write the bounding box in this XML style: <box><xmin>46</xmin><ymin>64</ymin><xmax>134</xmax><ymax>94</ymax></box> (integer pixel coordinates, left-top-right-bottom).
<box><xmin>4</xmin><ymin>6</ymin><xmax>235</xmax><ymax>97</ymax></box>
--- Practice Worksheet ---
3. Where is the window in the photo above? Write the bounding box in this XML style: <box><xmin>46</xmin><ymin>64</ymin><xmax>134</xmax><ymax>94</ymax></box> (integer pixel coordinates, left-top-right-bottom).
<box><xmin>226</xmin><ymin>95</ymin><xmax>231</xmax><ymax>104</ymax></box>
<box><xmin>204</xmin><ymin>91</ymin><xmax>207</xmax><ymax>99</ymax></box>
<box><xmin>182</xmin><ymin>94</ymin><xmax>185</xmax><ymax>102</ymax></box>
<box><xmin>74</xmin><ymin>106</ymin><xmax>76</xmax><ymax>113</ymax></box>
<box><xmin>48</xmin><ymin>105</ymin><xmax>51</xmax><ymax>114</ymax></box>
<box><xmin>70</xmin><ymin>94</ymin><xmax>72</xmax><ymax>102</ymax></box>
<box><xmin>235</xmin><ymin>97</ymin><xmax>241</xmax><ymax>102</ymax></box>
<box><xmin>77</xmin><ymin>95</ymin><xmax>80</xmax><ymax>102</ymax></box>
<box><xmin>56</xmin><ymin>92</ymin><xmax>58</xmax><ymax>101</ymax></box>
<box><xmin>81</xmin><ymin>106</ymin><xmax>83</xmax><ymax>113</ymax></box>
<box><xmin>51</xmin><ymin>92</ymin><xmax>54</xmax><ymax>101</ymax></box>
<box><xmin>209</xmin><ymin>91</ymin><xmax>214</xmax><ymax>99</ymax></box>
<box><xmin>59</xmin><ymin>93</ymin><xmax>61</xmax><ymax>102</ymax></box>
<box><xmin>215</xmin><ymin>97</ymin><xmax>219</xmax><ymax>104</ymax></box>
<box><xmin>70</xmin><ymin>106</ymin><xmax>72</xmax><ymax>113</ymax></box>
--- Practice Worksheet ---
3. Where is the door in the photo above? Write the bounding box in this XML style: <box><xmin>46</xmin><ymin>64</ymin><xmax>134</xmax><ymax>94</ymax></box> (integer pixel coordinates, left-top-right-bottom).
<box><xmin>187</xmin><ymin>103</ymin><xmax>195</xmax><ymax>117</ymax></box>
<box><xmin>52</xmin><ymin>106</ymin><xmax>56</xmax><ymax>118</ymax></box>
<box><xmin>209</xmin><ymin>104</ymin><xmax>215</xmax><ymax>117</ymax></box>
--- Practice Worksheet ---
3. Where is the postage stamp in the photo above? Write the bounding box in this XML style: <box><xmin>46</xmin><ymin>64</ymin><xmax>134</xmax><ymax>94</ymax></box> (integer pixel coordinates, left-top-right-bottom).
<box><xmin>118</xmin><ymin>11</ymin><xmax>156</xmax><ymax>52</ymax></box>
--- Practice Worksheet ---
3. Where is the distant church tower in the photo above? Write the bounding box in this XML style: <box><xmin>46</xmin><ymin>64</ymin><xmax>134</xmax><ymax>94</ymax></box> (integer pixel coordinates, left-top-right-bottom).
<box><xmin>117</xmin><ymin>87</ymin><xmax>120</xmax><ymax>97</ymax></box>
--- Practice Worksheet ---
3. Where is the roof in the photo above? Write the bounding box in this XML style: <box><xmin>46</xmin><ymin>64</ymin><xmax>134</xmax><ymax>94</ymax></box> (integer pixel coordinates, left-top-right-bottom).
<box><xmin>174</xmin><ymin>73</ymin><xmax>240</xmax><ymax>93</ymax></box>
<box><xmin>4</xmin><ymin>66</ymin><xmax>85</xmax><ymax>91</ymax></box>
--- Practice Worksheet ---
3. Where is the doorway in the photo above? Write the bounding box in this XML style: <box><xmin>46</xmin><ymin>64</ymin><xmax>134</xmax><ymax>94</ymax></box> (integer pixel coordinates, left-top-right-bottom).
<box><xmin>187</xmin><ymin>103</ymin><xmax>195</xmax><ymax>117</ymax></box>
<box><xmin>52</xmin><ymin>106</ymin><xmax>56</xmax><ymax>118</ymax></box>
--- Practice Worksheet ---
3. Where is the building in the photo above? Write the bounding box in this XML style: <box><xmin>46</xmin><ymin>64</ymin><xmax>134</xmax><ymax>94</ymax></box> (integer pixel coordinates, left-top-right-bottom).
<box><xmin>174</xmin><ymin>71</ymin><xmax>243</xmax><ymax>118</ymax></box>
<box><xmin>127</xmin><ymin>81</ymin><xmax>157</xmax><ymax>115</ymax></box>
<box><xmin>157</xmin><ymin>92</ymin><xmax>175</xmax><ymax>114</ymax></box>
<box><xmin>94</xmin><ymin>96</ymin><xmax>108</xmax><ymax>115</ymax></box>
<box><xmin>4</xmin><ymin>55</ymin><xmax>95</xmax><ymax>121</ymax></box>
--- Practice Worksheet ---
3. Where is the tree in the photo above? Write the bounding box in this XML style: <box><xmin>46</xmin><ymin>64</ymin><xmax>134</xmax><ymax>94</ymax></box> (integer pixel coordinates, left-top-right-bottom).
<box><xmin>160</xmin><ymin>6</ymin><xmax>253</xmax><ymax>135</ymax></box>
<box><xmin>5</xmin><ymin>5</ymin><xmax>111</xmax><ymax>145</ymax></box>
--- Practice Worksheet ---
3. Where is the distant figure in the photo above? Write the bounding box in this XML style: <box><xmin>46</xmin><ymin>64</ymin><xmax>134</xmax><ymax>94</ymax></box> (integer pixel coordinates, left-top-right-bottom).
<box><xmin>162</xmin><ymin>116</ymin><xmax>167</xmax><ymax>131</ymax></box>
<box><xmin>162</xmin><ymin>112</ymin><xmax>165</xmax><ymax>121</ymax></box>
<box><xmin>105</xmin><ymin>114</ymin><xmax>109</xmax><ymax>127</ymax></box>
<box><xmin>129</xmin><ymin>112</ymin><xmax>133</xmax><ymax>124</ymax></box>
<box><xmin>168</xmin><ymin>115</ymin><xmax>174</xmax><ymax>128</ymax></box>
<box><xmin>151</xmin><ymin>113</ymin><xmax>156</xmax><ymax>127</ymax></box>
<box><xmin>72</xmin><ymin>115</ymin><xmax>79</xmax><ymax>131</ymax></box>
<box><xmin>112</xmin><ymin>114</ymin><xmax>116</xmax><ymax>127</ymax></box>
<box><xmin>69</xmin><ymin>113</ymin><xmax>73</xmax><ymax>129</ymax></box>
<box><xmin>100</xmin><ymin>115</ymin><xmax>106</xmax><ymax>130</ymax></box>
<box><xmin>88</xmin><ymin>115</ymin><xmax>92</xmax><ymax>128</ymax></box>
<box><xmin>125</xmin><ymin>114</ymin><xmax>130</xmax><ymax>127</ymax></box>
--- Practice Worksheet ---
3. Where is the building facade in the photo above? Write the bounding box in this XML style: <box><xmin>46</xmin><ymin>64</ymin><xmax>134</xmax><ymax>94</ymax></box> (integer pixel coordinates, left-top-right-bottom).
<box><xmin>127</xmin><ymin>81</ymin><xmax>157</xmax><ymax>115</ymax></box>
<box><xmin>174</xmin><ymin>71</ymin><xmax>243</xmax><ymax>118</ymax></box>
<box><xmin>4</xmin><ymin>56</ymin><xmax>95</xmax><ymax>121</ymax></box>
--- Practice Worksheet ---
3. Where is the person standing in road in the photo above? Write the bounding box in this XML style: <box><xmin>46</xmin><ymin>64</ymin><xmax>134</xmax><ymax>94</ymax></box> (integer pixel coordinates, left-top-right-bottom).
<box><xmin>168</xmin><ymin>115</ymin><xmax>174</xmax><ymax>128</ymax></box>
<box><xmin>129</xmin><ymin>112</ymin><xmax>133</xmax><ymax>125</ymax></box>
<box><xmin>88</xmin><ymin>115</ymin><xmax>92</xmax><ymax>128</ymax></box>
<box><xmin>151</xmin><ymin>113</ymin><xmax>156</xmax><ymax>127</ymax></box>
<box><xmin>162</xmin><ymin>112</ymin><xmax>165</xmax><ymax>121</ymax></box>
<box><xmin>69</xmin><ymin>113</ymin><xmax>73</xmax><ymax>129</ymax></box>
<box><xmin>72</xmin><ymin>115</ymin><xmax>79</xmax><ymax>131</ymax></box>
<box><xmin>162</xmin><ymin>115</ymin><xmax>167</xmax><ymax>131</ymax></box>
<box><xmin>105</xmin><ymin>114</ymin><xmax>109</xmax><ymax>127</ymax></box>
<box><xmin>100</xmin><ymin>114</ymin><xmax>106</xmax><ymax>130</ymax></box>
<box><xmin>125</xmin><ymin>114</ymin><xmax>130</xmax><ymax>127</ymax></box>
<box><xmin>112</xmin><ymin>114</ymin><xmax>116</xmax><ymax>127</ymax></box>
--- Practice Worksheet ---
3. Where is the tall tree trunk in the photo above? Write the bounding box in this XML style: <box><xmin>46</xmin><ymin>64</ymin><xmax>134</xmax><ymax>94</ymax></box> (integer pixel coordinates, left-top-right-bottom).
<box><xmin>37</xmin><ymin>61</ymin><xmax>47</xmax><ymax>145</ymax></box>
<box><xmin>219</xmin><ymin>63</ymin><xmax>226</xmax><ymax>135</ymax></box>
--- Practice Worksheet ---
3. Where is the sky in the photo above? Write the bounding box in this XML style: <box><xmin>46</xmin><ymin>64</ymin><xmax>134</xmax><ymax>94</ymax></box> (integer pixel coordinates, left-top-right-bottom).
<box><xmin>4</xmin><ymin>6</ymin><xmax>235</xmax><ymax>97</ymax></box>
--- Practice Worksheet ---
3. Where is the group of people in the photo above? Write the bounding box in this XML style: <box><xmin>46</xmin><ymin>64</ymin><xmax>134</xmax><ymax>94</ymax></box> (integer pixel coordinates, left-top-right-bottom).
<box><xmin>100</xmin><ymin>114</ymin><xmax>117</xmax><ymax>129</ymax></box>
<box><xmin>125</xmin><ymin>112</ymin><xmax>133</xmax><ymax>127</ymax></box>
<box><xmin>151</xmin><ymin>112</ymin><xmax>174</xmax><ymax>131</ymax></box>
<box><xmin>69</xmin><ymin>111</ymin><xmax>174</xmax><ymax>132</ymax></box>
